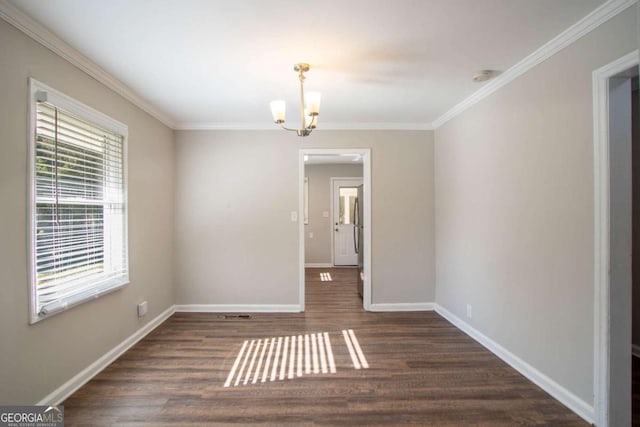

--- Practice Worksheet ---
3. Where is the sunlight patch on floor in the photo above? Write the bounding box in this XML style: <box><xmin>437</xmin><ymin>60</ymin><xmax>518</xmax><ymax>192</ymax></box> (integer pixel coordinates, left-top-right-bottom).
<box><xmin>320</xmin><ymin>272</ymin><xmax>332</xmax><ymax>281</ymax></box>
<box><xmin>223</xmin><ymin>329</ymin><xmax>367</xmax><ymax>388</ymax></box>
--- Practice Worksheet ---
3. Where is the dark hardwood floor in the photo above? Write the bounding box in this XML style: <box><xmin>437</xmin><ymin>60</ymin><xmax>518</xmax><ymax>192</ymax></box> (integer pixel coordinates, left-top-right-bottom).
<box><xmin>63</xmin><ymin>268</ymin><xmax>587</xmax><ymax>425</ymax></box>
<box><xmin>634</xmin><ymin>355</ymin><xmax>640</xmax><ymax>425</ymax></box>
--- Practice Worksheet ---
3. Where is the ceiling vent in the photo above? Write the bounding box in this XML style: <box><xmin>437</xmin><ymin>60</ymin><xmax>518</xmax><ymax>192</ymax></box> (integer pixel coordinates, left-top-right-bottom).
<box><xmin>472</xmin><ymin>70</ymin><xmax>494</xmax><ymax>83</ymax></box>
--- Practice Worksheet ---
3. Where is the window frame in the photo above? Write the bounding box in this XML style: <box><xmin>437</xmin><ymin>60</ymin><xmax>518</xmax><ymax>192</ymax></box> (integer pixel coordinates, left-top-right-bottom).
<box><xmin>27</xmin><ymin>78</ymin><xmax>129</xmax><ymax>324</ymax></box>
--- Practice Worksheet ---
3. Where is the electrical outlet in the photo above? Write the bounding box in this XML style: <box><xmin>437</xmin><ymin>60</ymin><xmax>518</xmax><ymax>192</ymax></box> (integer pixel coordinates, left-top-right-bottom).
<box><xmin>291</xmin><ymin>211</ymin><xmax>298</xmax><ymax>222</ymax></box>
<box><xmin>137</xmin><ymin>301</ymin><xmax>148</xmax><ymax>318</ymax></box>
<box><xmin>466</xmin><ymin>304</ymin><xmax>472</xmax><ymax>319</ymax></box>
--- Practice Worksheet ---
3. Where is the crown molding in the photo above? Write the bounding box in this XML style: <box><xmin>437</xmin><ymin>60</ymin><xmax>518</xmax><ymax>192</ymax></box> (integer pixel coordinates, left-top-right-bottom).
<box><xmin>174</xmin><ymin>122</ymin><xmax>276</xmax><ymax>131</ymax></box>
<box><xmin>174</xmin><ymin>121</ymin><xmax>434</xmax><ymax>131</ymax></box>
<box><xmin>0</xmin><ymin>0</ymin><xmax>176</xmax><ymax>129</ymax></box>
<box><xmin>431</xmin><ymin>0</ymin><xmax>638</xmax><ymax>129</ymax></box>
<box><xmin>0</xmin><ymin>0</ymin><xmax>433</xmax><ymax>134</ymax></box>
<box><xmin>321</xmin><ymin>122</ymin><xmax>434</xmax><ymax>131</ymax></box>
<box><xmin>3</xmin><ymin>0</ymin><xmax>631</xmax><ymax>132</ymax></box>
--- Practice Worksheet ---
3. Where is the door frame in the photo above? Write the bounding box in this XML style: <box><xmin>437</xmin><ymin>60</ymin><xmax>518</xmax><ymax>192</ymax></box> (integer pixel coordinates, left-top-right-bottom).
<box><xmin>299</xmin><ymin>148</ymin><xmax>372</xmax><ymax>311</ymax></box>
<box><xmin>592</xmin><ymin>49</ymin><xmax>638</xmax><ymax>427</ymax></box>
<box><xmin>330</xmin><ymin>177</ymin><xmax>364</xmax><ymax>266</ymax></box>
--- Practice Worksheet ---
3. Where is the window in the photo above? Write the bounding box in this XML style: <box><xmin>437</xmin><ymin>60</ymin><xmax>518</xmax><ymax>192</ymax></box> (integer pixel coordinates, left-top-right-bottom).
<box><xmin>28</xmin><ymin>79</ymin><xmax>128</xmax><ymax>323</ymax></box>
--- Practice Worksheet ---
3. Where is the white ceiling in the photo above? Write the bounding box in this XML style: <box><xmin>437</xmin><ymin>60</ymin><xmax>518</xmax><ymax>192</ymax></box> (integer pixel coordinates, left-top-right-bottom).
<box><xmin>7</xmin><ymin>0</ymin><xmax>606</xmax><ymax>129</ymax></box>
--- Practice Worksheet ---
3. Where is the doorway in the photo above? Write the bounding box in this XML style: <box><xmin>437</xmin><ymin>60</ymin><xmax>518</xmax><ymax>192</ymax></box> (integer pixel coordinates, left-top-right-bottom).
<box><xmin>298</xmin><ymin>149</ymin><xmax>372</xmax><ymax>312</ymax></box>
<box><xmin>593</xmin><ymin>50</ymin><xmax>639</xmax><ymax>427</ymax></box>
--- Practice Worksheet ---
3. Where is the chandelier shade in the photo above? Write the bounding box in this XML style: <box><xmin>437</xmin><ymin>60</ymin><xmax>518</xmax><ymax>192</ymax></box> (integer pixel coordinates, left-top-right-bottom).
<box><xmin>270</xmin><ymin>100</ymin><xmax>286</xmax><ymax>123</ymax></box>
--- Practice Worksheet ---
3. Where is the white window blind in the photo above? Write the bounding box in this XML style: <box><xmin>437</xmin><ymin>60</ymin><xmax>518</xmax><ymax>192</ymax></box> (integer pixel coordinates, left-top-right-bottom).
<box><xmin>29</xmin><ymin>80</ymin><xmax>128</xmax><ymax>322</ymax></box>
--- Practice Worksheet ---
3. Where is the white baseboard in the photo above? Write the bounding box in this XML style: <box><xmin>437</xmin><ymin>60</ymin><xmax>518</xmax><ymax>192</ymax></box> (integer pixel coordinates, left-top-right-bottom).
<box><xmin>174</xmin><ymin>304</ymin><xmax>302</xmax><ymax>313</ymax></box>
<box><xmin>370</xmin><ymin>302</ymin><xmax>435</xmax><ymax>312</ymax></box>
<box><xmin>37</xmin><ymin>305</ymin><xmax>176</xmax><ymax>405</ymax></box>
<box><xmin>305</xmin><ymin>263</ymin><xmax>333</xmax><ymax>268</ymax></box>
<box><xmin>433</xmin><ymin>304</ymin><xmax>593</xmax><ymax>424</ymax></box>
<box><xmin>633</xmin><ymin>344</ymin><xmax>640</xmax><ymax>358</ymax></box>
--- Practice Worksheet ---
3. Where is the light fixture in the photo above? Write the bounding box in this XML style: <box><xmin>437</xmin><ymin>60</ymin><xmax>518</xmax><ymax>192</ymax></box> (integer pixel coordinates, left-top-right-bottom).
<box><xmin>270</xmin><ymin>63</ymin><xmax>321</xmax><ymax>137</ymax></box>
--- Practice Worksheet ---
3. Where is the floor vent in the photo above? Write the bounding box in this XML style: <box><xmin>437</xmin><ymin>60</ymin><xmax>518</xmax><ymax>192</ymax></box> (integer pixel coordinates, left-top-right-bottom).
<box><xmin>223</xmin><ymin>314</ymin><xmax>252</xmax><ymax>319</ymax></box>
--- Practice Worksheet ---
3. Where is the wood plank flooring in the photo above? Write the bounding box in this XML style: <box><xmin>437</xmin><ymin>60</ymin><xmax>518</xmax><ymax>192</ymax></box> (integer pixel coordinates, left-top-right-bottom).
<box><xmin>63</xmin><ymin>268</ymin><xmax>587</xmax><ymax>425</ymax></box>
<box><xmin>634</xmin><ymin>355</ymin><xmax>640</xmax><ymax>425</ymax></box>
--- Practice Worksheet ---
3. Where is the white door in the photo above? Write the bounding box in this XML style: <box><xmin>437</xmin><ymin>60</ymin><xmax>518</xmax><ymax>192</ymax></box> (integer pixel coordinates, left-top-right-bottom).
<box><xmin>333</xmin><ymin>178</ymin><xmax>363</xmax><ymax>266</ymax></box>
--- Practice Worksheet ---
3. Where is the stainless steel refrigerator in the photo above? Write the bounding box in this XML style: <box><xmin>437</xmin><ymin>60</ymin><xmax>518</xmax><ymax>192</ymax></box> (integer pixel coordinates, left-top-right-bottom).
<box><xmin>355</xmin><ymin>185</ymin><xmax>364</xmax><ymax>298</ymax></box>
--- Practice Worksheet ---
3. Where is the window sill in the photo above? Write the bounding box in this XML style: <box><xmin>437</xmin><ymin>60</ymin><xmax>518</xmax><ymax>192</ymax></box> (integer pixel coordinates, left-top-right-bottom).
<box><xmin>30</xmin><ymin>277</ymin><xmax>129</xmax><ymax>324</ymax></box>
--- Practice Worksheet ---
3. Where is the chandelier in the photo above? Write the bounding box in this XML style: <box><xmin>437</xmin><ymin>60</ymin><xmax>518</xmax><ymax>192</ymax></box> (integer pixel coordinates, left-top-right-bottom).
<box><xmin>270</xmin><ymin>63</ymin><xmax>321</xmax><ymax>137</ymax></box>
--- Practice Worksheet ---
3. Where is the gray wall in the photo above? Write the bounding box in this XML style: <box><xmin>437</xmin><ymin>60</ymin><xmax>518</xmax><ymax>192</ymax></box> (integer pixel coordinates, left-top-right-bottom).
<box><xmin>434</xmin><ymin>8</ymin><xmax>637</xmax><ymax>406</ymax></box>
<box><xmin>174</xmin><ymin>130</ymin><xmax>435</xmax><ymax>306</ymax></box>
<box><xmin>304</xmin><ymin>164</ymin><xmax>363</xmax><ymax>265</ymax></box>
<box><xmin>0</xmin><ymin>19</ymin><xmax>175</xmax><ymax>403</ymax></box>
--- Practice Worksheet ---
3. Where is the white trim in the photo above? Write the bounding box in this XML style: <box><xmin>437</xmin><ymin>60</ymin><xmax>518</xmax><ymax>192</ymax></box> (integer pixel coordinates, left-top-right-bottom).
<box><xmin>330</xmin><ymin>177</ymin><xmax>364</xmax><ymax>267</ymax></box>
<box><xmin>304</xmin><ymin>177</ymin><xmax>309</xmax><ymax>225</ymax></box>
<box><xmin>308</xmin><ymin>122</ymin><xmax>433</xmax><ymax>130</ymax></box>
<box><xmin>370</xmin><ymin>303</ymin><xmax>434</xmax><ymax>312</ymax></box>
<box><xmin>174</xmin><ymin>304</ymin><xmax>302</xmax><ymax>313</ymax></box>
<box><xmin>27</xmin><ymin>79</ymin><xmax>36</xmax><ymax>323</ymax></box>
<box><xmin>36</xmin><ymin>305</ymin><xmax>175</xmax><ymax>405</ymax></box>
<box><xmin>299</xmin><ymin>151</ymin><xmax>306</xmax><ymax>312</ymax></box>
<box><xmin>29</xmin><ymin>78</ymin><xmax>128</xmax><ymax>135</ymax></box>
<box><xmin>434</xmin><ymin>304</ymin><xmax>594</xmax><ymax>424</ymax></box>
<box><xmin>305</xmin><ymin>263</ymin><xmax>333</xmax><ymax>268</ymax></box>
<box><xmin>174</xmin><ymin>122</ymin><xmax>434</xmax><ymax>131</ymax></box>
<box><xmin>633</xmin><ymin>344</ymin><xmax>640</xmax><ymax>358</ymax></box>
<box><xmin>592</xmin><ymin>49</ymin><xmax>639</xmax><ymax>427</ymax></box>
<box><xmin>175</xmin><ymin>123</ymin><xmax>279</xmax><ymax>131</ymax></box>
<box><xmin>0</xmin><ymin>0</ymin><xmax>175</xmax><ymax>128</ymax></box>
<box><xmin>300</xmin><ymin>148</ymin><xmax>372</xmax><ymax>312</ymax></box>
<box><xmin>361</xmin><ymin>151</ymin><xmax>372</xmax><ymax>312</ymax></box>
<box><xmin>432</xmin><ymin>0</ymin><xmax>637</xmax><ymax>129</ymax></box>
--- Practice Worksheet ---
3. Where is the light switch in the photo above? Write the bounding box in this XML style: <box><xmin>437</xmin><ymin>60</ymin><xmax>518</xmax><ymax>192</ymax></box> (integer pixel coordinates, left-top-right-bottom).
<box><xmin>309</xmin><ymin>232</ymin><xmax>314</xmax><ymax>238</ymax></box>
<box><xmin>291</xmin><ymin>211</ymin><xmax>298</xmax><ymax>222</ymax></box>
<box><xmin>322</xmin><ymin>211</ymin><xmax>329</xmax><ymax>218</ymax></box>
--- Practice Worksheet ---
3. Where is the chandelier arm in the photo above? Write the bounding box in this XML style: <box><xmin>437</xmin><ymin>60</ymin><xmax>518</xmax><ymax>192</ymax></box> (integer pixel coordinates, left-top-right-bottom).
<box><xmin>299</xmin><ymin>70</ymin><xmax>306</xmax><ymax>135</ymax></box>
<box><xmin>305</xmin><ymin>115</ymin><xmax>317</xmax><ymax>130</ymax></box>
<box><xmin>280</xmin><ymin>124</ymin><xmax>298</xmax><ymax>132</ymax></box>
